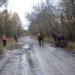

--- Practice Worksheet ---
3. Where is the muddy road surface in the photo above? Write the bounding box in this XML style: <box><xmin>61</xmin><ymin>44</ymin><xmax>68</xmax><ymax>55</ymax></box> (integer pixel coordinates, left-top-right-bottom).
<box><xmin>0</xmin><ymin>36</ymin><xmax>75</xmax><ymax>75</ymax></box>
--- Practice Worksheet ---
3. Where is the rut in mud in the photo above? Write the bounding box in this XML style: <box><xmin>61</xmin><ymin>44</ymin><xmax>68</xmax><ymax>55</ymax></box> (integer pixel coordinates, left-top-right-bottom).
<box><xmin>0</xmin><ymin>36</ymin><xmax>75</xmax><ymax>75</ymax></box>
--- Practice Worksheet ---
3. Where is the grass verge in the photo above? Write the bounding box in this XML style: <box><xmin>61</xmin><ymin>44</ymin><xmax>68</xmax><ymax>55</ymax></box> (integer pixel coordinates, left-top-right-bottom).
<box><xmin>31</xmin><ymin>35</ymin><xmax>75</xmax><ymax>51</ymax></box>
<box><xmin>67</xmin><ymin>42</ymin><xmax>75</xmax><ymax>50</ymax></box>
<box><xmin>0</xmin><ymin>37</ymin><xmax>14</xmax><ymax>51</ymax></box>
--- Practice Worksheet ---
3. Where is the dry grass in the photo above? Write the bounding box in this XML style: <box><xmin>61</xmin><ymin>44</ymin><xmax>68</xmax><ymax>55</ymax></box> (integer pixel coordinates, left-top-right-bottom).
<box><xmin>6</xmin><ymin>37</ymin><xmax>14</xmax><ymax>45</ymax></box>
<box><xmin>0</xmin><ymin>34</ymin><xmax>27</xmax><ymax>51</ymax></box>
<box><xmin>44</xmin><ymin>37</ymin><xmax>54</xmax><ymax>44</ymax></box>
<box><xmin>0</xmin><ymin>39</ymin><xmax>3</xmax><ymax>50</ymax></box>
<box><xmin>0</xmin><ymin>39</ymin><xmax>2</xmax><ymax>45</ymax></box>
<box><xmin>31</xmin><ymin>35</ymin><xmax>37</xmax><ymax>39</ymax></box>
<box><xmin>0</xmin><ymin>37</ymin><xmax>14</xmax><ymax>51</ymax></box>
<box><xmin>67</xmin><ymin>42</ymin><xmax>75</xmax><ymax>50</ymax></box>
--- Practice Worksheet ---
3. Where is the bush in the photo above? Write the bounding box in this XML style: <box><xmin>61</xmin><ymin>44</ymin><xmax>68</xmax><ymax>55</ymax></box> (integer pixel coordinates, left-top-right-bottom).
<box><xmin>67</xmin><ymin>42</ymin><xmax>75</xmax><ymax>50</ymax></box>
<box><xmin>44</xmin><ymin>37</ymin><xmax>54</xmax><ymax>44</ymax></box>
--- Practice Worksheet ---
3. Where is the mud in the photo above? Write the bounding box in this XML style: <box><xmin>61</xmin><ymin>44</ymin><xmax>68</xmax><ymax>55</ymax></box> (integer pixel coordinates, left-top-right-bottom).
<box><xmin>0</xmin><ymin>36</ymin><xmax>75</xmax><ymax>75</ymax></box>
<box><xmin>6</xmin><ymin>44</ymin><xmax>22</xmax><ymax>50</ymax></box>
<box><xmin>0</xmin><ymin>50</ymin><xmax>4</xmax><ymax>59</ymax></box>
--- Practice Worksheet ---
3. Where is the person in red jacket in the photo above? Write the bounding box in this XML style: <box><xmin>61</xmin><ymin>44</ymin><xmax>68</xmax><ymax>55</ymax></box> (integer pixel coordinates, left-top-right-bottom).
<box><xmin>2</xmin><ymin>34</ymin><xmax>7</xmax><ymax>46</ymax></box>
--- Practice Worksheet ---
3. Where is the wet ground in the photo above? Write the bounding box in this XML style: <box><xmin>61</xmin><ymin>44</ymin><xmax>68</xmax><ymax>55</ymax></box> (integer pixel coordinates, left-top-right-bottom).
<box><xmin>0</xmin><ymin>36</ymin><xmax>75</xmax><ymax>75</ymax></box>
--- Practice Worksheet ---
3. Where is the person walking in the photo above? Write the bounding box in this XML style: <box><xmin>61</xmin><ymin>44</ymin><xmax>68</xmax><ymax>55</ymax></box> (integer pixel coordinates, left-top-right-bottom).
<box><xmin>2</xmin><ymin>34</ymin><xmax>7</xmax><ymax>46</ymax></box>
<box><xmin>14</xmin><ymin>34</ymin><xmax>18</xmax><ymax>44</ymax></box>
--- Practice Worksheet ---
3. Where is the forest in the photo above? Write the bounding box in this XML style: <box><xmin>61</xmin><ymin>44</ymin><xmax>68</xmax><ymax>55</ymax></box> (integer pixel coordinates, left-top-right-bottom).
<box><xmin>0</xmin><ymin>0</ymin><xmax>75</xmax><ymax>49</ymax></box>
<box><xmin>26</xmin><ymin>0</ymin><xmax>75</xmax><ymax>42</ymax></box>
<box><xmin>0</xmin><ymin>0</ymin><xmax>23</xmax><ymax>37</ymax></box>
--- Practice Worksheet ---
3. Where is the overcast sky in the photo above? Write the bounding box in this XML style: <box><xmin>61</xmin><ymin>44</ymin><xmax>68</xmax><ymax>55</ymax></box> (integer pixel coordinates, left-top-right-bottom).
<box><xmin>7</xmin><ymin>0</ymin><xmax>58</xmax><ymax>30</ymax></box>
<box><xmin>7</xmin><ymin>0</ymin><xmax>43</xmax><ymax>29</ymax></box>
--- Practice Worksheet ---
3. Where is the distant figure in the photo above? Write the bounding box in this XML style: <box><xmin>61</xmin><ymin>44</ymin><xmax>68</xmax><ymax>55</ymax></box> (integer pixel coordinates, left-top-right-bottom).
<box><xmin>2</xmin><ymin>34</ymin><xmax>7</xmax><ymax>46</ymax></box>
<box><xmin>37</xmin><ymin>31</ymin><xmax>44</xmax><ymax>46</ymax></box>
<box><xmin>14</xmin><ymin>34</ymin><xmax>18</xmax><ymax>43</ymax></box>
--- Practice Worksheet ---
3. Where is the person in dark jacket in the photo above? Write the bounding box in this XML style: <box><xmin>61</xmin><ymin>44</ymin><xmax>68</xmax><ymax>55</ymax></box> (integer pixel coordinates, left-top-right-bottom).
<box><xmin>14</xmin><ymin>34</ymin><xmax>18</xmax><ymax>43</ymax></box>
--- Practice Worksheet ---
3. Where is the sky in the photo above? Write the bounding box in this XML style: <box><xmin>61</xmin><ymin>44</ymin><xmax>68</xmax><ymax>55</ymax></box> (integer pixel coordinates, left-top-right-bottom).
<box><xmin>1</xmin><ymin>0</ymin><xmax>58</xmax><ymax>30</ymax></box>
<box><xmin>8</xmin><ymin>0</ymin><xmax>44</xmax><ymax>30</ymax></box>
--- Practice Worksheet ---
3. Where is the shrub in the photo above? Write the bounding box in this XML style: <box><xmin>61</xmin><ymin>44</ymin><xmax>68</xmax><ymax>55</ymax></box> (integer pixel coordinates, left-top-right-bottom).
<box><xmin>67</xmin><ymin>42</ymin><xmax>75</xmax><ymax>50</ymax></box>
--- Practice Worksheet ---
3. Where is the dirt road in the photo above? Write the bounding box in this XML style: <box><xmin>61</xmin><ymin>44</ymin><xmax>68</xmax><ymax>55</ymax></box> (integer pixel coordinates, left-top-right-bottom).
<box><xmin>0</xmin><ymin>36</ymin><xmax>75</xmax><ymax>75</ymax></box>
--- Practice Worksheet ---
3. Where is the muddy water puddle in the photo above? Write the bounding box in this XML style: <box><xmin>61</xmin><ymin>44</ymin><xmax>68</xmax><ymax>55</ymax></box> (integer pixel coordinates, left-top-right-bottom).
<box><xmin>23</xmin><ymin>44</ymin><xmax>29</xmax><ymax>49</ymax></box>
<box><xmin>6</xmin><ymin>44</ymin><xmax>22</xmax><ymax>50</ymax></box>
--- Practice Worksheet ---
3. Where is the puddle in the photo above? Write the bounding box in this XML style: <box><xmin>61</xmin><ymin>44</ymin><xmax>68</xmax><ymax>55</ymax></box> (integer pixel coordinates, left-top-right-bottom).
<box><xmin>6</xmin><ymin>44</ymin><xmax>22</xmax><ymax>50</ymax></box>
<box><xmin>23</xmin><ymin>44</ymin><xmax>29</xmax><ymax>49</ymax></box>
